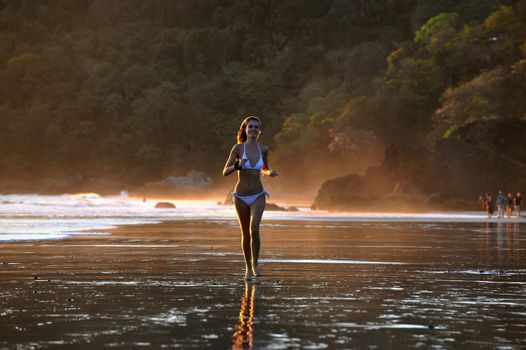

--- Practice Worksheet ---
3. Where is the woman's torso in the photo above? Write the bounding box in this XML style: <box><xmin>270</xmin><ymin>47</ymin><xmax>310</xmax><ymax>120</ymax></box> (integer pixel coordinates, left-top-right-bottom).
<box><xmin>234</xmin><ymin>143</ymin><xmax>264</xmax><ymax>195</ymax></box>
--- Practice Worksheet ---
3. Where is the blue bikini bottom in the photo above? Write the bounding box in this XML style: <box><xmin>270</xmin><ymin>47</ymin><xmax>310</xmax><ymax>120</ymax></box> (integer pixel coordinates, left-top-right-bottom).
<box><xmin>232</xmin><ymin>190</ymin><xmax>269</xmax><ymax>206</ymax></box>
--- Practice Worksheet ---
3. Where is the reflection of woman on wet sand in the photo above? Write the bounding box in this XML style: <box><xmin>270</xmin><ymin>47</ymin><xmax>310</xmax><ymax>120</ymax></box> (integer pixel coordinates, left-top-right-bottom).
<box><xmin>223</xmin><ymin>116</ymin><xmax>278</xmax><ymax>280</ymax></box>
<box><xmin>232</xmin><ymin>282</ymin><xmax>257</xmax><ymax>349</ymax></box>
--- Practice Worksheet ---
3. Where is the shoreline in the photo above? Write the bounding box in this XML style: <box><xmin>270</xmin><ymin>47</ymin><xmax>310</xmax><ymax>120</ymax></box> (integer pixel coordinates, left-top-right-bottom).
<box><xmin>1</xmin><ymin>209</ymin><xmax>525</xmax><ymax>243</ymax></box>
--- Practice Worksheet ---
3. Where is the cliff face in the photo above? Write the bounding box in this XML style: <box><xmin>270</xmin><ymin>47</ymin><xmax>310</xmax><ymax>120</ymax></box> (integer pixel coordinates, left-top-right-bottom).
<box><xmin>312</xmin><ymin>119</ymin><xmax>526</xmax><ymax>211</ymax></box>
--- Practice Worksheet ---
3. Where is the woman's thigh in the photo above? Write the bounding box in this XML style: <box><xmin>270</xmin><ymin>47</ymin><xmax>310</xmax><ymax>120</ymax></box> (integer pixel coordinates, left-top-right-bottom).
<box><xmin>234</xmin><ymin>197</ymin><xmax>251</xmax><ymax>229</ymax></box>
<box><xmin>250</xmin><ymin>194</ymin><xmax>266</xmax><ymax>231</ymax></box>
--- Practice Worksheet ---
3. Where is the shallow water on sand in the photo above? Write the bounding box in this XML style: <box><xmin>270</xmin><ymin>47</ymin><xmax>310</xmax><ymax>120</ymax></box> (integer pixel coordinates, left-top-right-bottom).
<box><xmin>0</xmin><ymin>220</ymin><xmax>524</xmax><ymax>349</ymax></box>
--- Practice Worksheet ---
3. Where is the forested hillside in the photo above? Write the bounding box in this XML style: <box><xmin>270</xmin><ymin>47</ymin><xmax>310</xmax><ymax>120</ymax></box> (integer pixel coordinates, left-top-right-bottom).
<box><xmin>0</xmin><ymin>0</ymin><xmax>523</xmax><ymax>196</ymax></box>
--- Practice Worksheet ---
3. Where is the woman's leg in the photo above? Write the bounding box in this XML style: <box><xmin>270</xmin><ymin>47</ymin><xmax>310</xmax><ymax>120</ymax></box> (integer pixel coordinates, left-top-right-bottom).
<box><xmin>249</xmin><ymin>194</ymin><xmax>266</xmax><ymax>276</ymax></box>
<box><xmin>235</xmin><ymin>197</ymin><xmax>253</xmax><ymax>279</ymax></box>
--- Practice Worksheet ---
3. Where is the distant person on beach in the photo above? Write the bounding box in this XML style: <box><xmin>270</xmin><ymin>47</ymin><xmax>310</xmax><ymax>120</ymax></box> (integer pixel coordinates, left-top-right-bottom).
<box><xmin>223</xmin><ymin>116</ymin><xmax>279</xmax><ymax>280</ymax></box>
<box><xmin>479</xmin><ymin>194</ymin><xmax>486</xmax><ymax>210</ymax></box>
<box><xmin>484</xmin><ymin>193</ymin><xmax>494</xmax><ymax>218</ymax></box>
<box><xmin>496</xmin><ymin>190</ymin><xmax>506</xmax><ymax>219</ymax></box>
<box><xmin>506</xmin><ymin>193</ymin><xmax>514</xmax><ymax>218</ymax></box>
<box><xmin>515</xmin><ymin>192</ymin><xmax>522</xmax><ymax>217</ymax></box>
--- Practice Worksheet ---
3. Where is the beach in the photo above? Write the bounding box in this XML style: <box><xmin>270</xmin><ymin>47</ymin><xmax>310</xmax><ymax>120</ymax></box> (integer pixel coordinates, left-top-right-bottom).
<box><xmin>3</xmin><ymin>2</ymin><xmax>526</xmax><ymax>349</ymax></box>
<box><xmin>1</xmin><ymin>218</ymin><xmax>525</xmax><ymax>349</ymax></box>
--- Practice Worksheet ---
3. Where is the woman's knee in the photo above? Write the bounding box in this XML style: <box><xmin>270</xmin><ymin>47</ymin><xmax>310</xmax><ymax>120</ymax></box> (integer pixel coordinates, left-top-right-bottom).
<box><xmin>250</xmin><ymin>226</ymin><xmax>260</xmax><ymax>237</ymax></box>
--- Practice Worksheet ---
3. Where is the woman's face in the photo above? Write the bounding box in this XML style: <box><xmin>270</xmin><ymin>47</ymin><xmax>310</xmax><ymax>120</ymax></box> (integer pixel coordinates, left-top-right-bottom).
<box><xmin>245</xmin><ymin>119</ymin><xmax>261</xmax><ymax>139</ymax></box>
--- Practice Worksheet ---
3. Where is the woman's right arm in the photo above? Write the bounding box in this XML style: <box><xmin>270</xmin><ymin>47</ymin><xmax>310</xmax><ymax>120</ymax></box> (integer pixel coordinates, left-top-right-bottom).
<box><xmin>223</xmin><ymin>144</ymin><xmax>239</xmax><ymax>176</ymax></box>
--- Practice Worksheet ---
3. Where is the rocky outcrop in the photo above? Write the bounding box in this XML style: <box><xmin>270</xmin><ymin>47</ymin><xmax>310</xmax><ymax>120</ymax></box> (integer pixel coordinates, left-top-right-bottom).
<box><xmin>218</xmin><ymin>192</ymin><xmax>234</xmax><ymax>205</ymax></box>
<box><xmin>265</xmin><ymin>202</ymin><xmax>287</xmax><ymax>211</ymax></box>
<box><xmin>218</xmin><ymin>193</ymin><xmax>298</xmax><ymax>211</ymax></box>
<box><xmin>313</xmin><ymin>118</ymin><xmax>526</xmax><ymax>211</ymax></box>
<box><xmin>154</xmin><ymin>202</ymin><xmax>176</xmax><ymax>209</ymax></box>
<box><xmin>312</xmin><ymin>146</ymin><xmax>439</xmax><ymax>211</ymax></box>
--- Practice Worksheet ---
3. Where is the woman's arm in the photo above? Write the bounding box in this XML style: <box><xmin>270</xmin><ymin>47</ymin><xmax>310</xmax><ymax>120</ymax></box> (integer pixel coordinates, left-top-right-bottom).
<box><xmin>261</xmin><ymin>145</ymin><xmax>278</xmax><ymax>177</ymax></box>
<box><xmin>223</xmin><ymin>144</ymin><xmax>240</xmax><ymax>176</ymax></box>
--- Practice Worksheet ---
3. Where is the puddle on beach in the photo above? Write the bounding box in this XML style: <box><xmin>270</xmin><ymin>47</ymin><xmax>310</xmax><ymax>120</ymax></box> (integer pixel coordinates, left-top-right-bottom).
<box><xmin>0</xmin><ymin>220</ymin><xmax>524</xmax><ymax>348</ymax></box>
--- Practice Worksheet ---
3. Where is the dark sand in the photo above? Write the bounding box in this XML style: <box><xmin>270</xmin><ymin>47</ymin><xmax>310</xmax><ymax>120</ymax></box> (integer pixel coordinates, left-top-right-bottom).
<box><xmin>1</xmin><ymin>220</ymin><xmax>525</xmax><ymax>349</ymax></box>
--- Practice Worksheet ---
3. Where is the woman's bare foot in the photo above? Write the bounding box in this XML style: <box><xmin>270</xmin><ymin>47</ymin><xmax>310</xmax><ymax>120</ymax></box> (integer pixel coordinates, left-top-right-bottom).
<box><xmin>252</xmin><ymin>264</ymin><xmax>261</xmax><ymax>277</ymax></box>
<box><xmin>244</xmin><ymin>268</ymin><xmax>254</xmax><ymax>280</ymax></box>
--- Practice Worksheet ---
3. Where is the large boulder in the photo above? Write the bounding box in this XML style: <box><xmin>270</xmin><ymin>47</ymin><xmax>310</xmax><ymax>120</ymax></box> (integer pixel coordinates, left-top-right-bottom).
<box><xmin>265</xmin><ymin>202</ymin><xmax>287</xmax><ymax>211</ymax></box>
<box><xmin>154</xmin><ymin>202</ymin><xmax>176</xmax><ymax>209</ymax></box>
<box><xmin>313</xmin><ymin>118</ymin><xmax>526</xmax><ymax>211</ymax></box>
<box><xmin>218</xmin><ymin>192</ymin><xmax>297</xmax><ymax>211</ymax></box>
<box><xmin>312</xmin><ymin>145</ymin><xmax>436</xmax><ymax>211</ymax></box>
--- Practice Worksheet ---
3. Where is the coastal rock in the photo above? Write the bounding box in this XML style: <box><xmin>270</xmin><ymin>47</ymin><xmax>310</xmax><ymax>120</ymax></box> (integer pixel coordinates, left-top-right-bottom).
<box><xmin>313</xmin><ymin>118</ymin><xmax>526</xmax><ymax>211</ymax></box>
<box><xmin>311</xmin><ymin>146</ymin><xmax>434</xmax><ymax>211</ymax></box>
<box><xmin>154</xmin><ymin>202</ymin><xmax>176</xmax><ymax>209</ymax></box>
<box><xmin>218</xmin><ymin>193</ymin><xmax>296</xmax><ymax>211</ymax></box>
<box><xmin>219</xmin><ymin>192</ymin><xmax>233</xmax><ymax>205</ymax></box>
<box><xmin>265</xmin><ymin>202</ymin><xmax>287</xmax><ymax>211</ymax></box>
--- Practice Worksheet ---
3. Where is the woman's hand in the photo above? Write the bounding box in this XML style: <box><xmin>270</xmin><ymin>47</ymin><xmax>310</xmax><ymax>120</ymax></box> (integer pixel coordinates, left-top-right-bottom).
<box><xmin>223</xmin><ymin>145</ymin><xmax>242</xmax><ymax>176</ymax></box>
<box><xmin>234</xmin><ymin>159</ymin><xmax>247</xmax><ymax>170</ymax></box>
<box><xmin>261</xmin><ymin>145</ymin><xmax>278</xmax><ymax>177</ymax></box>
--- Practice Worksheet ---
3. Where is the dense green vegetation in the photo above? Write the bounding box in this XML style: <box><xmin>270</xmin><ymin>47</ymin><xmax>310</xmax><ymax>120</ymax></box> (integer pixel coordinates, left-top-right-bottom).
<box><xmin>0</xmin><ymin>0</ymin><xmax>524</xmax><ymax>194</ymax></box>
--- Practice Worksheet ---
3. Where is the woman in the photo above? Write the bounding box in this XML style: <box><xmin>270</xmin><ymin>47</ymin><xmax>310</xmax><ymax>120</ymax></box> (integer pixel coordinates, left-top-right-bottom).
<box><xmin>506</xmin><ymin>192</ymin><xmax>514</xmax><ymax>218</ymax></box>
<box><xmin>223</xmin><ymin>116</ymin><xmax>278</xmax><ymax>280</ymax></box>
<box><xmin>514</xmin><ymin>192</ymin><xmax>522</xmax><ymax>218</ymax></box>
<box><xmin>485</xmin><ymin>193</ymin><xmax>494</xmax><ymax>218</ymax></box>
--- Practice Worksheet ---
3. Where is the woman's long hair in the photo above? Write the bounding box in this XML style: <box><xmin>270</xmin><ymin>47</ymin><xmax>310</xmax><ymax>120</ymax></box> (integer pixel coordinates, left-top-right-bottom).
<box><xmin>237</xmin><ymin>116</ymin><xmax>262</xmax><ymax>144</ymax></box>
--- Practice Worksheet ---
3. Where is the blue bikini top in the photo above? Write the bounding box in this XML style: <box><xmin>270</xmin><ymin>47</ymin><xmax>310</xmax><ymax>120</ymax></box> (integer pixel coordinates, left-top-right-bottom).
<box><xmin>241</xmin><ymin>143</ymin><xmax>263</xmax><ymax>170</ymax></box>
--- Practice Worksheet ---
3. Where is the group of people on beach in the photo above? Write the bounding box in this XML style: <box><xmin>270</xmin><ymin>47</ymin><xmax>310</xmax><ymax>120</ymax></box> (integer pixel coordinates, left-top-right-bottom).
<box><xmin>481</xmin><ymin>191</ymin><xmax>522</xmax><ymax>218</ymax></box>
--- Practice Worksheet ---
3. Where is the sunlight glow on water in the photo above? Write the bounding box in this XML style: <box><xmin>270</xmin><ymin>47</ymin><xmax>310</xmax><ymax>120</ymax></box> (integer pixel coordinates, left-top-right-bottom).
<box><xmin>0</xmin><ymin>193</ymin><xmax>520</xmax><ymax>241</ymax></box>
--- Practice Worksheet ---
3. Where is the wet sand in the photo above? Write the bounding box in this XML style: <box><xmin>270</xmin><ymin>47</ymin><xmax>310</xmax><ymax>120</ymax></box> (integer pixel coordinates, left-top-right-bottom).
<box><xmin>1</xmin><ymin>219</ymin><xmax>525</xmax><ymax>349</ymax></box>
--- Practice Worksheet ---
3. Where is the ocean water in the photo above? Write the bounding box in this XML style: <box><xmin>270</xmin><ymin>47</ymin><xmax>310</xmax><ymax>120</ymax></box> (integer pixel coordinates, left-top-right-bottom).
<box><xmin>0</xmin><ymin>193</ymin><xmax>233</xmax><ymax>241</ymax></box>
<box><xmin>0</xmin><ymin>193</ymin><xmax>517</xmax><ymax>241</ymax></box>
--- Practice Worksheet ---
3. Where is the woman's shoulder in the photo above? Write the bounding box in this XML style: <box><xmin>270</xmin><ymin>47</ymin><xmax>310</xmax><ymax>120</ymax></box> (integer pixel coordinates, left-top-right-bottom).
<box><xmin>230</xmin><ymin>143</ymin><xmax>243</xmax><ymax>153</ymax></box>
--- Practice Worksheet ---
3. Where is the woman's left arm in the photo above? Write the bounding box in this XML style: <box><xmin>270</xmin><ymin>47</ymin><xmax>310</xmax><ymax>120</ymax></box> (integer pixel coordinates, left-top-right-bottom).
<box><xmin>261</xmin><ymin>145</ymin><xmax>278</xmax><ymax>177</ymax></box>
